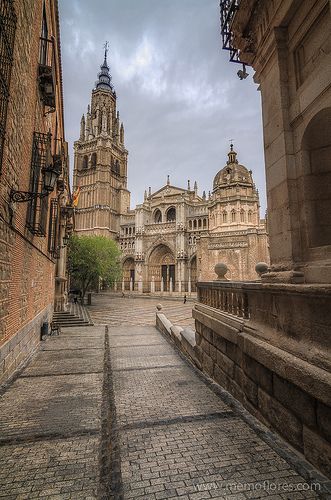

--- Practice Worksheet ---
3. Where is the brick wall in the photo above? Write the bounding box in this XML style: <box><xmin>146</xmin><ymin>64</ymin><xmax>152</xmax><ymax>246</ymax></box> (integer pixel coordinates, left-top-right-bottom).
<box><xmin>0</xmin><ymin>0</ymin><xmax>65</xmax><ymax>384</ymax></box>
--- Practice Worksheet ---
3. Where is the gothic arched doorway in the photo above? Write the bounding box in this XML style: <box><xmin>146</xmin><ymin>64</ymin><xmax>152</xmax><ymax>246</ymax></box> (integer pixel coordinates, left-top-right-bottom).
<box><xmin>122</xmin><ymin>257</ymin><xmax>135</xmax><ymax>290</ymax></box>
<box><xmin>148</xmin><ymin>244</ymin><xmax>175</xmax><ymax>292</ymax></box>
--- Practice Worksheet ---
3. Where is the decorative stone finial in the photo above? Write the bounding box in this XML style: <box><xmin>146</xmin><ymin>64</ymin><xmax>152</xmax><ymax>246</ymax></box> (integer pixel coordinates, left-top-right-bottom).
<box><xmin>156</xmin><ymin>303</ymin><xmax>162</xmax><ymax>311</ymax></box>
<box><xmin>167</xmin><ymin>175</ymin><xmax>170</xmax><ymax>185</ymax></box>
<box><xmin>255</xmin><ymin>262</ymin><xmax>269</xmax><ymax>277</ymax></box>
<box><xmin>187</xmin><ymin>179</ymin><xmax>191</xmax><ymax>190</ymax></box>
<box><xmin>214</xmin><ymin>263</ymin><xmax>228</xmax><ymax>281</ymax></box>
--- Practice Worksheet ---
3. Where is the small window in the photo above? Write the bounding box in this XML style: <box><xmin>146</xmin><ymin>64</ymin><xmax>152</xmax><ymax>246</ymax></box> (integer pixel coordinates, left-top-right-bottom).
<box><xmin>198</xmin><ymin>219</ymin><xmax>202</xmax><ymax>228</ymax></box>
<box><xmin>248</xmin><ymin>210</ymin><xmax>252</xmax><ymax>223</ymax></box>
<box><xmin>222</xmin><ymin>212</ymin><xmax>227</xmax><ymax>223</ymax></box>
<box><xmin>240</xmin><ymin>210</ymin><xmax>245</xmax><ymax>222</ymax></box>
<box><xmin>203</xmin><ymin>218</ymin><xmax>207</xmax><ymax>228</ymax></box>
<box><xmin>231</xmin><ymin>210</ymin><xmax>236</xmax><ymax>222</ymax></box>
<box><xmin>91</xmin><ymin>152</ymin><xmax>97</xmax><ymax>167</ymax></box>
<box><xmin>83</xmin><ymin>155</ymin><xmax>88</xmax><ymax>169</ymax></box>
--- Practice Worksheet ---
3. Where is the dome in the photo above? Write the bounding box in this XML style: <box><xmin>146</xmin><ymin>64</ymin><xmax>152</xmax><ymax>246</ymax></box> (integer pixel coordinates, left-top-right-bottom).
<box><xmin>213</xmin><ymin>145</ymin><xmax>253</xmax><ymax>189</ymax></box>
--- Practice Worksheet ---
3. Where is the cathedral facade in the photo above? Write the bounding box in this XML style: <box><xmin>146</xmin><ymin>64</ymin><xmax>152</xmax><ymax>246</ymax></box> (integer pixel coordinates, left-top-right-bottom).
<box><xmin>73</xmin><ymin>52</ymin><xmax>269</xmax><ymax>292</ymax></box>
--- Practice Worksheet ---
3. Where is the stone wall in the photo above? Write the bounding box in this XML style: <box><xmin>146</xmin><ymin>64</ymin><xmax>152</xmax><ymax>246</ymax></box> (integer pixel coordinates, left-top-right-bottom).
<box><xmin>0</xmin><ymin>304</ymin><xmax>52</xmax><ymax>385</ymax></box>
<box><xmin>193</xmin><ymin>302</ymin><xmax>331</xmax><ymax>478</ymax></box>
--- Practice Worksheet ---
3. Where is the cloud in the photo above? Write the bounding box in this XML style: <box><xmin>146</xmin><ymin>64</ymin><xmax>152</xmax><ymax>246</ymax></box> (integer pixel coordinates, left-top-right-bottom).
<box><xmin>58</xmin><ymin>0</ymin><xmax>266</xmax><ymax>213</ymax></box>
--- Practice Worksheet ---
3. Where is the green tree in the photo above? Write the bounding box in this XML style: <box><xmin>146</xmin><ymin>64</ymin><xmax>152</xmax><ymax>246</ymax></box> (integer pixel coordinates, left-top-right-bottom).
<box><xmin>68</xmin><ymin>235</ymin><xmax>121</xmax><ymax>298</ymax></box>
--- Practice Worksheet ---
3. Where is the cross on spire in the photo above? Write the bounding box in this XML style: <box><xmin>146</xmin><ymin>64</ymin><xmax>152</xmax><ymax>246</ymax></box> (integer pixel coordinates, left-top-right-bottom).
<box><xmin>104</xmin><ymin>41</ymin><xmax>109</xmax><ymax>62</ymax></box>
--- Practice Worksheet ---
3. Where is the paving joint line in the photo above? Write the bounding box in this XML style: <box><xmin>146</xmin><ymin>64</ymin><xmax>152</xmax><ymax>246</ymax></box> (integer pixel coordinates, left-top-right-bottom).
<box><xmin>112</xmin><ymin>364</ymin><xmax>182</xmax><ymax>373</ymax></box>
<box><xmin>117</xmin><ymin>410</ymin><xmax>237</xmax><ymax>431</ymax></box>
<box><xmin>20</xmin><ymin>370</ymin><xmax>103</xmax><ymax>378</ymax></box>
<box><xmin>98</xmin><ymin>328</ymin><xmax>123</xmax><ymax>500</ymax></box>
<box><xmin>0</xmin><ymin>428</ymin><xmax>100</xmax><ymax>446</ymax></box>
<box><xmin>109</xmin><ymin>343</ymin><xmax>166</xmax><ymax>349</ymax></box>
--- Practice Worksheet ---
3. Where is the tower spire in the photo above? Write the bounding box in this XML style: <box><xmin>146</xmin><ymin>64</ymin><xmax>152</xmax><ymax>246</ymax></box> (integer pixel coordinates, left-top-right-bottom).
<box><xmin>95</xmin><ymin>41</ymin><xmax>114</xmax><ymax>92</ymax></box>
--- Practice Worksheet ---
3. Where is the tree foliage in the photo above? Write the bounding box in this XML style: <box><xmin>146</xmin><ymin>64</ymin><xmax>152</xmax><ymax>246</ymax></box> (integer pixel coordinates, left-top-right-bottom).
<box><xmin>68</xmin><ymin>235</ymin><xmax>121</xmax><ymax>297</ymax></box>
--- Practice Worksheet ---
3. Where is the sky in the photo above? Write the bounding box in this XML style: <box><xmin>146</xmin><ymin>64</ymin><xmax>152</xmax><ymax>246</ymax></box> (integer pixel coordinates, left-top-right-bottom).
<box><xmin>58</xmin><ymin>0</ymin><xmax>267</xmax><ymax>214</ymax></box>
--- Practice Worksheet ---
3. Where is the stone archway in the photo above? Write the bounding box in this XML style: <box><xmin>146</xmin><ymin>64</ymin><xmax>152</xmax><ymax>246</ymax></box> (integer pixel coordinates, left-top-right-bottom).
<box><xmin>300</xmin><ymin>108</ymin><xmax>331</xmax><ymax>252</ymax></box>
<box><xmin>122</xmin><ymin>257</ymin><xmax>135</xmax><ymax>290</ymax></box>
<box><xmin>148</xmin><ymin>244</ymin><xmax>175</xmax><ymax>292</ymax></box>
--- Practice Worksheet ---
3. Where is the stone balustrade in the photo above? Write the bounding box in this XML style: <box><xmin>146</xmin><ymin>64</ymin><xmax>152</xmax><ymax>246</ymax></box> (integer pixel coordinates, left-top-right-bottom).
<box><xmin>198</xmin><ymin>282</ymin><xmax>249</xmax><ymax>319</ymax></box>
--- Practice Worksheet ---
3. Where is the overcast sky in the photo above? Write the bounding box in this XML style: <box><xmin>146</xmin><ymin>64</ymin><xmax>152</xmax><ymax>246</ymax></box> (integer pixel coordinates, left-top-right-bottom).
<box><xmin>58</xmin><ymin>0</ymin><xmax>267</xmax><ymax>214</ymax></box>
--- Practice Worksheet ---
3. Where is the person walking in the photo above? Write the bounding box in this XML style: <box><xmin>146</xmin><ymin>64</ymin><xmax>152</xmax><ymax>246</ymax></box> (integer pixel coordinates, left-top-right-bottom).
<box><xmin>183</xmin><ymin>294</ymin><xmax>187</xmax><ymax>304</ymax></box>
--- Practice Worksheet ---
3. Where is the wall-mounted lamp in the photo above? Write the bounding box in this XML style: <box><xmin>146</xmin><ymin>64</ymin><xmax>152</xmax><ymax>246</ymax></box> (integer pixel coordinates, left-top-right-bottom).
<box><xmin>10</xmin><ymin>163</ymin><xmax>60</xmax><ymax>204</ymax></box>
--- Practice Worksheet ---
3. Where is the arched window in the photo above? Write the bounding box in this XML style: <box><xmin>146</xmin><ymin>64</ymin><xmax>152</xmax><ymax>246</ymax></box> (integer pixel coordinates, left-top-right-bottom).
<box><xmin>198</xmin><ymin>219</ymin><xmax>202</xmax><ymax>228</ymax></box>
<box><xmin>125</xmin><ymin>227</ymin><xmax>128</xmax><ymax>235</ymax></box>
<box><xmin>231</xmin><ymin>210</ymin><xmax>236</xmax><ymax>222</ymax></box>
<box><xmin>248</xmin><ymin>210</ymin><xmax>252</xmax><ymax>223</ymax></box>
<box><xmin>222</xmin><ymin>212</ymin><xmax>227</xmax><ymax>223</ymax></box>
<box><xmin>166</xmin><ymin>207</ymin><xmax>176</xmax><ymax>222</ymax></box>
<box><xmin>189</xmin><ymin>220</ymin><xmax>192</xmax><ymax>230</ymax></box>
<box><xmin>203</xmin><ymin>218</ymin><xmax>207</xmax><ymax>228</ymax></box>
<box><xmin>193</xmin><ymin>219</ymin><xmax>197</xmax><ymax>229</ymax></box>
<box><xmin>83</xmin><ymin>155</ymin><xmax>88</xmax><ymax>169</ymax></box>
<box><xmin>240</xmin><ymin>210</ymin><xmax>245</xmax><ymax>222</ymax></box>
<box><xmin>154</xmin><ymin>209</ymin><xmax>162</xmax><ymax>223</ymax></box>
<box><xmin>91</xmin><ymin>152</ymin><xmax>97</xmax><ymax>167</ymax></box>
<box><xmin>188</xmin><ymin>236</ymin><xmax>192</xmax><ymax>244</ymax></box>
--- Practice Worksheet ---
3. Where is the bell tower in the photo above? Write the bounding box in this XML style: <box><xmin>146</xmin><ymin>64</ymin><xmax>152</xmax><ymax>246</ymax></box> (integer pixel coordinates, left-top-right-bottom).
<box><xmin>73</xmin><ymin>43</ymin><xmax>130</xmax><ymax>238</ymax></box>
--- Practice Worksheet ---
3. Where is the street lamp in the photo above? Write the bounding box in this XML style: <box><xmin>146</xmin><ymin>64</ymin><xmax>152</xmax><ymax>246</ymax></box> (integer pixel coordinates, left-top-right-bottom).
<box><xmin>10</xmin><ymin>162</ymin><xmax>61</xmax><ymax>203</ymax></box>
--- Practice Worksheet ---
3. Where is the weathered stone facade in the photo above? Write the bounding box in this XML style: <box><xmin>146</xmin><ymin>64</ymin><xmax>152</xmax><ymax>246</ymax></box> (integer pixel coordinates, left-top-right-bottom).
<box><xmin>225</xmin><ymin>0</ymin><xmax>331</xmax><ymax>283</ymax></box>
<box><xmin>73</xmin><ymin>48</ymin><xmax>130</xmax><ymax>239</ymax></box>
<box><xmin>0</xmin><ymin>0</ymin><xmax>71</xmax><ymax>384</ymax></box>
<box><xmin>73</xmin><ymin>60</ymin><xmax>269</xmax><ymax>291</ymax></box>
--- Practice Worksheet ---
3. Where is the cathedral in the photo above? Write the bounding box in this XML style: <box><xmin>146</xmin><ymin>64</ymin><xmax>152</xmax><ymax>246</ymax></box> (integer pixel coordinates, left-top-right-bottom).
<box><xmin>73</xmin><ymin>50</ymin><xmax>269</xmax><ymax>292</ymax></box>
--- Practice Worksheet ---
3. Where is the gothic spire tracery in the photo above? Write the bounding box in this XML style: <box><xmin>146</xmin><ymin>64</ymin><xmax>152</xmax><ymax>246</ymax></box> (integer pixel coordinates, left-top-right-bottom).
<box><xmin>95</xmin><ymin>41</ymin><xmax>115</xmax><ymax>93</ymax></box>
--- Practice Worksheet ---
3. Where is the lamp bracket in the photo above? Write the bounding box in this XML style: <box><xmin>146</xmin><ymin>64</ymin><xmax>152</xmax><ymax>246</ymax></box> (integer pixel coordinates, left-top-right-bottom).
<box><xmin>9</xmin><ymin>189</ymin><xmax>49</xmax><ymax>203</ymax></box>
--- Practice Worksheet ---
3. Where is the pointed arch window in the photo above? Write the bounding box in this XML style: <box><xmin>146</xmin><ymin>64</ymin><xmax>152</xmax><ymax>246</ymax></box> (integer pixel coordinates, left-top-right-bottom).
<box><xmin>222</xmin><ymin>212</ymin><xmax>227</xmax><ymax>223</ymax></box>
<box><xmin>154</xmin><ymin>209</ymin><xmax>162</xmax><ymax>223</ymax></box>
<box><xmin>91</xmin><ymin>152</ymin><xmax>97</xmax><ymax>168</ymax></box>
<box><xmin>83</xmin><ymin>155</ymin><xmax>88</xmax><ymax>169</ymax></box>
<box><xmin>240</xmin><ymin>210</ymin><xmax>245</xmax><ymax>222</ymax></box>
<box><xmin>248</xmin><ymin>210</ymin><xmax>252</xmax><ymax>223</ymax></box>
<box><xmin>231</xmin><ymin>210</ymin><xmax>236</xmax><ymax>222</ymax></box>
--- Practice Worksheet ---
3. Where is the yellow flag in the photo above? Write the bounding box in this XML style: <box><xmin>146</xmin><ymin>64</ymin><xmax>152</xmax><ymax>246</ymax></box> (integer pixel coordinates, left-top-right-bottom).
<box><xmin>73</xmin><ymin>186</ymin><xmax>80</xmax><ymax>207</ymax></box>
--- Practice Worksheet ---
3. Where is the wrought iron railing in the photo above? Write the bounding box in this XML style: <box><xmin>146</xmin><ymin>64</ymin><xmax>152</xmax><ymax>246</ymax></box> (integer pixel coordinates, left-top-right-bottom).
<box><xmin>220</xmin><ymin>0</ymin><xmax>242</xmax><ymax>63</ymax></box>
<box><xmin>48</xmin><ymin>198</ymin><xmax>59</xmax><ymax>258</ymax></box>
<box><xmin>0</xmin><ymin>0</ymin><xmax>17</xmax><ymax>172</ymax></box>
<box><xmin>26</xmin><ymin>132</ymin><xmax>52</xmax><ymax>236</ymax></box>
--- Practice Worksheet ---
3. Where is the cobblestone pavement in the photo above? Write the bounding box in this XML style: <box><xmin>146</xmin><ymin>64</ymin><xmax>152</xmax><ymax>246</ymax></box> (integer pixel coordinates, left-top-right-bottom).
<box><xmin>87</xmin><ymin>292</ymin><xmax>195</xmax><ymax>329</ymax></box>
<box><xmin>0</xmin><ymin>327</ymin><xmax>104</xmax><ymax>499</ymax></box>
<box><xmin>0</xmin><ymin>299</ymin><xmax>329</xmax><ymax>499</ymax></box>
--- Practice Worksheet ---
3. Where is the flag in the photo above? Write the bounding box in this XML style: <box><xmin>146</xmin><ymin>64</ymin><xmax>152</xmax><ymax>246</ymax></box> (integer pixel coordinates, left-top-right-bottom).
<box><xmin>73</xmin><ymin>186</ymin><xmax>80</xmax><ymax>207</ymax></box>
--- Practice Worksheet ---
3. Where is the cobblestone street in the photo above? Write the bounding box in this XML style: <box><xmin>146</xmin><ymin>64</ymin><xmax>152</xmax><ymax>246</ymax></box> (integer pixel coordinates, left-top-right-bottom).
<box><xmin>0</xmin><ymin>297</ymin><xmax>329</xmax><ymax>499</ymax></box>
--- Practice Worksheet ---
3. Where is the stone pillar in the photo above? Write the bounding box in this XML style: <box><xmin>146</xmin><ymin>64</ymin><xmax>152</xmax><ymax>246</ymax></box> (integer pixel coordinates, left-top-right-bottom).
<box><xmin>169</xmin><ymin>277</ymin><xmax>173</xmax><ymax>295</ymax></box>
<box><xmin>151</xmin><ymin>276</ymin><xmax>155</xmax><ymax>294</ymax></box>
<box><xmin>160</xmin><ymin>279</ymin><xmax>164</xmax><ymax>294</ymax></box>
<box><xmin>178</xmin><ymin>280</ymin><xmax>182</xmax><ymax>294</ymax></box>
<box><xmin>138</xmin><ymin>277</ymin><xmax>143</xmax><ymax>293</ymax></box>
<box><xmin>114</xmin><ymin>281</ymin><xmax>117</xmax><ymax>292</ymax></box>
<box><xmin>122</xmin><ymin>279</ymin><xmax>125</xmax><ymax>292</ymax></box>
<box><xmin>129</xmin><ymin>278</ymin><xmax>133</xmax><ymax>292</ymax></box>
<box><xmin>188</xmin><ymin>277</ymin><xmax>191</xmax><ymax>296</ymax></box>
